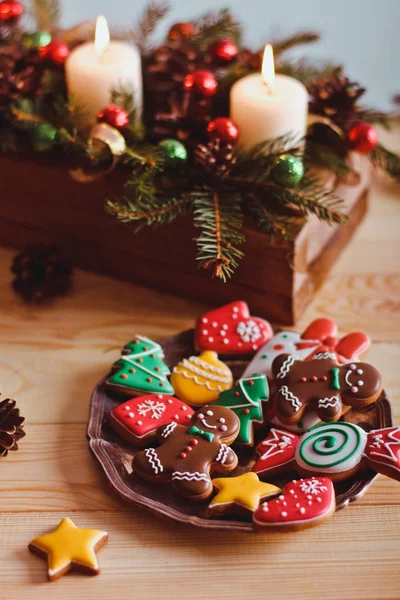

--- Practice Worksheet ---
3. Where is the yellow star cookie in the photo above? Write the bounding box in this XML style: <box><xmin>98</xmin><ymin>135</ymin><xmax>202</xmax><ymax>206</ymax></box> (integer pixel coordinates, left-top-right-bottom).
<box><xmin>209</xmin><ymin>472</ymin><xmax>281</xmax><ymax>516</ymax></box>
<box><xmin>28</xmin><ymin>517</ymin><xmax>108</xmax><ymax>581</ymax></box>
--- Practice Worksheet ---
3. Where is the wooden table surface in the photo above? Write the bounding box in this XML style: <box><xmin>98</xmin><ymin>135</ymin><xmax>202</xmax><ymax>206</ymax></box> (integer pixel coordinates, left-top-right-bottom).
<box><xmin>1</xmin><ymin>131</ymin><xmax>399</xmax><ymax>599</ymax></box>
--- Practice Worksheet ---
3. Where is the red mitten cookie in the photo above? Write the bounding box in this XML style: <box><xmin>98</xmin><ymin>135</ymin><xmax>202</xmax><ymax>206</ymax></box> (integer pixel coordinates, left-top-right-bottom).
<box><xmin>272</xmin><ymin>353</ymin><xmax>382</xmax><ymax>424</ymax></box>
<box><xmin>253</xmin><ymin>477</ymin><xmax>335</xmax><ymax>531</ymax></box>
<box><xmin>132</xmin><ymin>405</ymin><xmax>240</xmax><ymax>501</ymax></box>
<box><xmin>108</xmin><ymin>394</ymin><xmax>194</xmax><ymax>447</ymax></box>
<box><xmin>195</xmin><ymin>301</ymin><xmax>272</xmax><ymax>355</ymax></box>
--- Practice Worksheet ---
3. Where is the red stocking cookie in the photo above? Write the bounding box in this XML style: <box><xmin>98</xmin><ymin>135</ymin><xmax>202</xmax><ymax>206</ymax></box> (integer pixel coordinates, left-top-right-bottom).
<box><xmin>272</xmin><ymin>354</ymin><xmax>382</xmax><ymax>424</ymax></box>
<box><xmin>253</xmin><ymin>477</ymin><xmax>335</xmax><ymax>531</ymax></box>
<box><xmin>132</xmin><ymin>405</ymin><xmax>240</xmax><ymax>500</ymax></box>
<box><xmin>253</xmin><ymin>423</ymin><xmax>400</xmax><ymax>484</ymax></box>
<box><xmin>108</xmin><ymin>394</ymin><xmax>194</xmax><ymax>447</ymax></box>
<box><xmin>195</xmin><ymin>301</ymin><xmax>272</xmax><ymax>355</ymax></box>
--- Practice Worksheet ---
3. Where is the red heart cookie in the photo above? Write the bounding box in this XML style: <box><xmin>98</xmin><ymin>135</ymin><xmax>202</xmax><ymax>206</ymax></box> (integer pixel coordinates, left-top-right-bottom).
<box><xmin>195</xmin><ymin>301</ymin><xmax>272</xmax><ymax>355</ymax></box>
<box><xmin>253</xmin><ymin>477</ymin><xmax>335</xmax><ymax>531</ymax></box>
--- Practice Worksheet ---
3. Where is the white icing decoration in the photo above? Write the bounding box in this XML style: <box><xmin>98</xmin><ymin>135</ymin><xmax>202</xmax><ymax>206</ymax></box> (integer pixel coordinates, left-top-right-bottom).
<box><xmin>137</xmin><ymin>398</ymin><xmax>166</xmax><ymax>419</ymax></box>
<box><xmin>345</xmin><ymin>369</ymin><xmax>354</xmax><ymax>386</ymax></box>
<box><xmin>367</xmin><ymin>428</ymin><xmax>400</xmax><ymax>464</ymax></box>
<box><xmin>161</xmin><ymin>422</ymin><xmax>177</xmax><ymax>439</ymax></box>
<box><xmin>173</xmin><ymin>356</ymin><xmax>231</xmax><ymax>392</ymax></box>
<box><xmin>216</xmin><ymin>444</ymin><xmax>229</xmax><ymax>464</ymax></box>
<box><xmin>276</xmin><ymin>355</ymin><xmax>296</xmax><ymax>379</ymax></box>
<box><xmin>144</xmin><ymin>448</ymin><xmax>163</xmax><ymax>474</ymax></box>
<box><xmin>259</xmin><ymin>429</ymin><xmax>297</xmax><ymax>461</ymax></box>
<box><xmin>200</xmin><ymin>418</ymin><xmax>217</xmax><ymax>429</ymax></box>
<box><xmin>317</xmin><ymin>396</ymin><xmax>341</xmax><ymax>410</ymax></box>
<box><xmin>299</xmin><ymin>480</ymin><xmax>327</xmax><ymax>495</ymax></box>
<box><xmin>314</xmin><ymin>352</ymin><xmax>337</xmax><ymax>360</ymax></box>
<box><xmin>236</xmin><ymin>320</ymin><xmax>262</xmax><ymax>343</ymax></box>
<box><xmin>172</xmin><ymin>471</ymin><xmax>209</xmax><ymax>482</ymax></box>
<box><xmin>279</xmin><ymin>385</ymin><xmax>301</xmax><ymax>412</ymax></box>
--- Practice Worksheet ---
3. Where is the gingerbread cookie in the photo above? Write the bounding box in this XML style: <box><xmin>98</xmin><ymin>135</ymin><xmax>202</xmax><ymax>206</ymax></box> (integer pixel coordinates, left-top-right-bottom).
<box><xmin>208</xmin><ymin>472</ymin><xmax>280</xmax><ymax>518</ymax></box>
<box><xmin>195</xmin><ymin>301</ymin><xmax>273</xmax><ymax>355</ymax></box>
<box><xmin>253</xmin><ymin>477</ymin><xmax>335</xmax><ymax>532</ymax></box>
<box><xmin>242</xmin><ymin>318</ymin><xmax>370</xmax><ymax>379</ymax></box>
<box><xmin>108</xmin><ymin>394</ymin><xmax>194</xmax><ymax>447</ymax></box>
<box><xmin>252</xmin><ymin>423</ymin><xmax>400</xmax><ymax>484</ymax></box>
<box><xmin>171</xmin><ymin>351</ymin><xmax>233</xmax><ymax>405</ymax></box>
<box><xmin>272</xmin><ymin>353</ymin><xmax>382</xmax><ymax>424</ymax></box>
<box><xmin>28</xmin><ymin>517</ymin><xmax>108</xmax><ymax>581</ymax></box>
<box><xmin>214</xmin><ymin>374</ymin><xmax>268</xmax><ymax>446</ymax></box>
<box><xmin>132</xmin><ymin>405</ymin><xmax>240</xmax><ymax>500</ymax></box>
<box><xmin>106</xmin><ymin>335</ymin><xmax>174</xmax><ymax>396</ymax></box>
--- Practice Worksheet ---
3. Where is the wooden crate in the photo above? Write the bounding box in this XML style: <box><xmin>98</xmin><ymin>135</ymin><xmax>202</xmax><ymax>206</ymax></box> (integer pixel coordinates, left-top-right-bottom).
<box><xmin>0</xmin><ymin>152</ymin><xmax>369</xmax><ymax>324</ymax></box>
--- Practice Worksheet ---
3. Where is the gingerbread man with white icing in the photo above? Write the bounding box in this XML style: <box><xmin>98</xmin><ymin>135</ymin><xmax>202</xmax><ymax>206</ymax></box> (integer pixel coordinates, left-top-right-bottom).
<box><xmin>272</xmin><ymin>353</ymin><xmax>382</xmax><ymax>424</ymax></box>
<box><xmin>132</xmin><ymin>405</ymin><xmax>240</xmax><ymax>500</ymax></box>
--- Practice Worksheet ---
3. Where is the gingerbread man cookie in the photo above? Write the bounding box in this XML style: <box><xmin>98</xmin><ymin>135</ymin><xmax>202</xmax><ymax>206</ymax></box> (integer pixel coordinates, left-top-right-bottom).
<box><xmin>132</xmin><ymin>405</ymin><xmax>240</xmax><ymax>500</ymax></box>
<box><xmin>252</xmin><ymin>423</ymin><xmax>400</xmax><ymax>484</ymax></box>
<box><xmin>272</xmin><ymin>353</ymin><xmax>382</xmax><ymax>424</ymax></box>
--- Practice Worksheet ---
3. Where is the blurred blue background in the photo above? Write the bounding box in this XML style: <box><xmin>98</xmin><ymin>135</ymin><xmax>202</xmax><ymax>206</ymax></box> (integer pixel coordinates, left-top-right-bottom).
<box><xmin>61</xmin><ymin>0</ymin><xmax>399</xmax><ymax>110</ymax></box>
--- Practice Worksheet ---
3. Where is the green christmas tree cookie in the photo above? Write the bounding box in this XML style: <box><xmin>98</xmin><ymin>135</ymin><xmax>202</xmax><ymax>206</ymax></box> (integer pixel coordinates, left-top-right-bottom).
<box><xmin>214</xmin><ymin>374</ymin><xmax>268</xmax><ymax>446</ymax></box>
<box><xmin>106</xmin><ymin>335</ymin><xmax>174</xmax><ymax>396</ymax></box>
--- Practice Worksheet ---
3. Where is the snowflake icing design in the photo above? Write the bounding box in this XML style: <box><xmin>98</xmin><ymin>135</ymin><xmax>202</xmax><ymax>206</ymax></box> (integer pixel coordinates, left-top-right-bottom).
<box><xmin>236</xmin><ymin>320</ymin><xmax>262</xmax><ymax>343</ymax></box>
<box><xmin>137</xmin><ymin>399</ymin><xmax>166</xmax><ymax>419</ymax></box>
<box><xmin>299</xmin><ymin>479</ymin><xmax>328</xmax><ymax>495</ymax></box>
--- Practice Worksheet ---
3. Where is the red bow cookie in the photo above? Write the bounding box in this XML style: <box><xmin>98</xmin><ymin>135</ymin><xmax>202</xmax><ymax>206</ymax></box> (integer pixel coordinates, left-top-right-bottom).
<box><xmin>296</xmin><ymin>318</ymin><xmax>370</xmax><ymax>363</ymax></box>
<box><xmin>253</xmin><ymin>477</ymin><xmax>335</xmax><ymax>531</ymax></box>
<box><xmin>195</xmin><ymin>301</ymin><xmax>273</xmax><ymax>355</ymax></box>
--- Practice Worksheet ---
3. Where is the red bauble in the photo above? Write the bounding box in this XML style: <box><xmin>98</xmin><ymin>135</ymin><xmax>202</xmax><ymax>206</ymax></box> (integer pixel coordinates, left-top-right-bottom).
<box><xmin>347</xmin><ymin>122</ymin><xmax>378</xmax><ymax>153</ymax></box>
<box><xmin>40</xmin><ymin>40</ymin><xmax>70</xmax><ymax>66</ymax></box>
<box><xmin>168</xmin><ymin>22</ymin><xmax>194</xmax><ymax>42</ymax></box>
<box><xmin>209</xmin><ymin>38</ymin><xmax>238</xmax><ymax>64</ymax></box>
<box><xmin>207</xmin><ymin>118</ymin><xmax>240</xmax><ymax>144</ymax></box>
<box><xmin>183</xmin><ymin>70</ymin><xmax>218</xmax><ymax>97</ymax></box>
<box><xmin>97</xmin><ymin>105</ymin><xmax>130</xmax><ymax>130</ymax></box>
<box><xmin>0</xmin><ymin>0</ymin><xmax>23</xmax><ymax>21</ymax></box>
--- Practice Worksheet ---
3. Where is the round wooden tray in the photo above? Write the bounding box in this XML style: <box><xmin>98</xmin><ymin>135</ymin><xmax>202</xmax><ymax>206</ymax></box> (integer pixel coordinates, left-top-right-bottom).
<box><xmin>87</xmin><ymin>329</ymin><xmax>393</xmax><ymax>532</ymax></box>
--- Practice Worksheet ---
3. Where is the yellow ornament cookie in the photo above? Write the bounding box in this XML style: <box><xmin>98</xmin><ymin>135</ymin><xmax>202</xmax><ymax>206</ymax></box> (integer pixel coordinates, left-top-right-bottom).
<box><xmin>28</xmin><ymin>517</ymin><xmax>108</xmax><ymax>581</ymax></box>
<box><xmin>209</xmin><ymin>472</ymin><xmax>281</xmax><ymax>517</ymax></box>
<box><xmin>171</xmin><ymin>350</ymin><xmax>233</xmax><ymax>405</ymax></box>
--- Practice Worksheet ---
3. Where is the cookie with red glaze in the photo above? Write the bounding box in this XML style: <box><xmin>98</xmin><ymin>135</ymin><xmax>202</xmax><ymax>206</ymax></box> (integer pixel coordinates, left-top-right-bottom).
<box><xmin>195</xmin><ymin>301</ymin><xmax>272</xmax><ymax>355</ymax></box>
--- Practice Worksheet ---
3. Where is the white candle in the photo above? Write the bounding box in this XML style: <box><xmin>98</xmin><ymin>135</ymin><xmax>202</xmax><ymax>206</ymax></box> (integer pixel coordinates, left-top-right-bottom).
<box><xmin>65</xmin><ymin>16</ymin><xmax>143</xmax><ymax>125</ymax></box>
<box><xmin>230</xmin><ymin>45</ymin><xmax>308</xmax><ymax>149</ymax></box>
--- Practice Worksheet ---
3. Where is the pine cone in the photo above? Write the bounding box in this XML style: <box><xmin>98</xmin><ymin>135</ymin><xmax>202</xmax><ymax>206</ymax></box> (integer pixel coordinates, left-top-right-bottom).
<box><xmin>0</xmin><ymin>43</ymin><xmax>44</xmax><ymax>118</ymax></box>
<box><xmin>194</xmin><ymin>139</ymin><xmax>236</xmax><ymax>181</ymax></box>
<box><xmin>11</xmin><ymin>244</ymin><xmax>73</xmax><ymax>303</ymax></box>
<box><xmin>151</xmin><ymin>92</ymin><xmax>212</xmax><ymax>143</ymax></box>
<box><xmin>308</xmin><ymin>75</ymin><xmax>366</xmax><ymax>129</ymax></box>
<box><xmin>0</xmin><ymin>398</ymin><xmax>25</xmax><ymax>457</ymax></box>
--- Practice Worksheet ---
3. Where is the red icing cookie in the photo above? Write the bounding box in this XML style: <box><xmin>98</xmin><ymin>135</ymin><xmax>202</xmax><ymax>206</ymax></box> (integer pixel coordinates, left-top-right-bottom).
<box><xmin>108</xmin><ymin>394</ymin><xmax>194</xmax><ymax>447</ymax></box>
<box><xmin>253</xmin><ymin>477</ymin><xmax>335</xmax><ymax>531</ymax></box>
<box><xmin>195</xmin><ymin>301</ymin><xmax>272</xmax><ymax>355</ymax></box>
<box><xmin>365</xmin><ymin>427</ymin><xmax>400</xmax><ymax>481</ymax></box>
<box><xmin>252</xmin><ymin>429</ymin><xmax>300</xmax><ymax>478</ymax></box>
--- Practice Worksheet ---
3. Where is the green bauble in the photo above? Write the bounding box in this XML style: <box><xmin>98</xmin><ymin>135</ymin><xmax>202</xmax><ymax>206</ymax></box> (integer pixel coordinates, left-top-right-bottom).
<box><xmin>158</xmin><ymin>139</ymin><xmax>187</xmax><ymax>167</ymax></box>
<box><xmin>22</xmin><ymin>31</ymin><xmax>52</xmax><ymax>49</ymax></box>
<box><xmin>31</xmin><ymin>123</ymin><xmax>57</xmax><ymax>152</ymax></box>
<box><xmin>272</xmin><ymin>154</ymin><xmax>304</xmax><ymax>187</ymax></box>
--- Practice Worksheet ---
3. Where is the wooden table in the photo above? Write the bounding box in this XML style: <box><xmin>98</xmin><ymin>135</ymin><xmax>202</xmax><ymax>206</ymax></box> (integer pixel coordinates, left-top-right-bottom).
<box><xmin>0</xmin><ymin>131</ymin><xmax>399</xmax><ymax>599</ymax></box>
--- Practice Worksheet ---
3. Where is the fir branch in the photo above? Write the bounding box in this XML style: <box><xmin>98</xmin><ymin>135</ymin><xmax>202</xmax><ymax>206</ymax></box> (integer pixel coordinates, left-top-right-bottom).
<box><xmin>247</xmin><ymin>194</ymin><xmax>292</xmax><ymax>239</ymax></box>
<box><xmin>31</xmin><ymin>0</ymin><xmax>60</xmax><ymax>32</ymax></box>
<box><xmin>278</xmin><ymin>60</ymin><xmax>343</xmax><ymax>85</ymax></box>
<box><xmin>106</xmin><ymin>194</ymin><xmax>189</xmax><ymax>229</ymax></box>
<box><xmin>370</xmin><ymin>143</ymin><xmax>400</xmax><ymax>182</ymax></box>
<box><xmin>233</xmin><ymin>134</ymin><xmax>303</xmax><ymax>178</ymax></box>
<box><xmin>361</xmin><ymin>108</ymin><xmax>393</xmax><ymax>130</ymax></box>
<box><xmin>133</xmin><ymin>1</ymin><xmax>170</xmax><ymax>54</ymax></box>
<box><xmin>194</xmin><ymin>8</ymin><xmax>242</xmax><ymax>48</ymax></box>
<box><xmin>192</xmin><ymin>189</ymin><xmax>245</xmax><ymax>281</ymax></box>
<box><xmin>272</xmin><ymin>31</ymin><xmax>320</xmax><ymax>56</ymax></box>
<box><xmin>305</xmin><ymin>140</ymin><xmax>351</xmax><ymax>178</ymax></box>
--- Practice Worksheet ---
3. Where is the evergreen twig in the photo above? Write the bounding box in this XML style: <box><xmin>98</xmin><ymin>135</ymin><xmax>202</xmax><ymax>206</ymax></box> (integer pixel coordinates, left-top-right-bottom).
<box><xmin>370</xmin><ymin>143</ymin><xmax>400</xmax><ymax>182</ymax></box>
<box><xmin>133</xmin><ymin>1</ymin><xmax>170</xmax><ymax>54</ymax></box>
<box><xmin>31</xmin><ymin>0</ymin><xmax>60</xmax><ymax>32</ymax></box>
<box><xmin>194</xmin><ymin>8</ymin><xmax>242</xmax><ymax>48</ymax></box>
<box><xmin>272</xmin><ymin>31</ymin><xmax>320</xmax><ymax>56</ymax></box>
<box><xmin>192</xmin><ymin>189</ymin><xmax>245</xmax><ymax>281</ymax></box>
<box><xmin>106</xmin><ymin>194</ymin><xmax>189</xmax><ymax>229</ymax></box>
<box><xmin>278</xmin><ymin>60</ymin><xmax>343</xmax><ymax>85</ymax></box>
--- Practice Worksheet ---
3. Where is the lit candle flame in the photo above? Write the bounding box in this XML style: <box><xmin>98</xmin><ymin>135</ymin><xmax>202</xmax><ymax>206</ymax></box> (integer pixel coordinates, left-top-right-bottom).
<box><xmin>95</xmin><ymin>15</ymin><xmax>110</xmax><ymax>57</ymax></box>
<box><xmin>261</xmin><ymin>44</ymin><xmax>275</xmax><ymax>90</ymax></box>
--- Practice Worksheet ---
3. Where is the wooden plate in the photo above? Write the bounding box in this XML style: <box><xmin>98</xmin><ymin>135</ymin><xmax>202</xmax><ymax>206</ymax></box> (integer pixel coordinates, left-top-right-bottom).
<box><xmin>87</xmin><ymin>329</ymin><xmax>393</xmax><ymax>532</ymax></box>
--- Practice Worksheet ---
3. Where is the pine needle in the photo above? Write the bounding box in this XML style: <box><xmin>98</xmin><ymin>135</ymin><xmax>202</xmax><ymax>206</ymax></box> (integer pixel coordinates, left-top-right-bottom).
<box><xmin>133</xmin><ymin>1</ymin><xmax>170</xmax><ymax>54</ymax></box>
<box><xmin>272</xmin><ymin>31</ymin><xmax>320</xmax><ymax>56</ymax></box>
<box><xmin>370</xmin><ymin>143</ymin><xmax>400</xmax><ymax>182</ymax></box>
<box><xmin>194</xmin><ymin>8</ymin><xmax>242</xmax><ymax>48</ymax></box>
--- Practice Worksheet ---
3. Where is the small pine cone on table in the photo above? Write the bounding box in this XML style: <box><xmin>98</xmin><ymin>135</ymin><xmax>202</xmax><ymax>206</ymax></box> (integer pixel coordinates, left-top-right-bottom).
<box><xmin>0</xmin><ymin>398</ymin><xmax>25</xmax><ymax>457</ymax></box>
<box><xmin>194</xmin><ymin>139</ymin><xmax>236</xmax><ymax>182</ymax></box>
<box><xmin>11</xmin><ymin>243</ymin><xmax>73</xmax><ymax>303</ymax></box>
